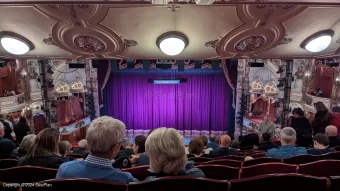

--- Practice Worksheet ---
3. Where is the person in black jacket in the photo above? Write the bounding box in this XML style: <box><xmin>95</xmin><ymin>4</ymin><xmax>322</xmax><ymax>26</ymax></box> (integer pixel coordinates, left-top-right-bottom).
<box><xmin>240</xmin><ymin>126</ymin><xmax>259</xmax><ymax>149</ymax></box>
<box><xmin>290</xmin><ymin>108</ymin><xmax>313</xmax><ymax>147</ymax></box>
<box><xmin>14</xmin><ymin>116</ymin><xmax>31</xmax><ymax>144</ymax></box>
<box><xmin>0</xmin><ymin>123</ymin><xmax>16</xmax><ymax>159</ymax></box>
<box><xmin>18</xmin><ymin>128</ymin><xmax>68</xmax><ymax>168</ymax></box>
<box><xmin>308</xmin><ymin>133</ymin><xmax>336</xmax><ymax>155</ymax></box>
<box><xmin>208</xmin><ymin>134</ymin><xmax>238</xmax><ymax>158</ymax></box>
<box><xmin>312</xmin><ymin>102</ymin><xmax>330</xmax><ymax>134</ymax></box>
<box><xmin>325</xmin><ymin>125</ymin><xmax>340</xmax><ymax>148</ymax></box>
<box><xmin>258</xmin><ymin>132</ymin><xmax>278</xmax><ymax>151</ymax></box>
<box><xmin>0</xmin><ymin>113</ymin><xmax>13</xmax><ymax>141</ymax></box>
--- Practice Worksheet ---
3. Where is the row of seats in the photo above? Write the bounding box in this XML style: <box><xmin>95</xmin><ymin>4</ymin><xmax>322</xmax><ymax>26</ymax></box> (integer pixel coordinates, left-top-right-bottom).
<box><xmin>1</xmin><ymin>174</ymin><xmax>340</xmax><ymax>191</ymax></box>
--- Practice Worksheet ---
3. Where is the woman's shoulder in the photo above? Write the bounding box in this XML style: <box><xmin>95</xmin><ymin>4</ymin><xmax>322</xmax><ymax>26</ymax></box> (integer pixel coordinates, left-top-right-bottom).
<box><xmin>186</xmin><ymin>167</ymin><xmax>205</xmax><ymax>178</ymax></box>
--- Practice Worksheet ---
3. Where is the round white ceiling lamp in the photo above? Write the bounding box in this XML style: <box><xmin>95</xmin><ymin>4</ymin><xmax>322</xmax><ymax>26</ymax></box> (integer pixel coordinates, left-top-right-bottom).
<box><xmin>0</xmin><ymin>31</ymin><xmax>34</xmax><ymax>55</ymax></box>
<box><xmin>157</xmin><ymin>31</ymin><xmax>189</xmax><ymax>56</ymax></box>
<box><xmin>301</xmin><ymin>30</ymin><xmax>334</xmax><ymax>53</ymax></box>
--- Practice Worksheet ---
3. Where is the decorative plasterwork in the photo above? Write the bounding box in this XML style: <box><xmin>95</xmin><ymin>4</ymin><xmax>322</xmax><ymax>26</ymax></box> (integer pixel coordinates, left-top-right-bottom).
<box><xmin>168</xmin><ymin>5</ymin><xmax>180</xmax><ymax>12</ymax></box>
<box><xmin>74</xmin><ymin>36</ymin><xmax>106</xmax><ymax>52</ymax></box>
<box><xmin>205</xmin><ymin>38</ymin><xmax>221</xmax><ymax>50</ymax></box>
<box><xmin>43</xmin><ymin>34</ymin><xmax>58</xmax><ymax>46</ymax></box>
<box><xmin>121</xmin><ymin>38</ymin><xmax>138</xmax><ymax>49</ymax></box>
<box><xmin>277</xmin><ymin>35</ymin><xmax>293</xmax><ymax>46</ymax></box>
<box><xmin>235</xmin><ymin>36</ymin><xmax>265</xmax><ymax>52</ymax></box>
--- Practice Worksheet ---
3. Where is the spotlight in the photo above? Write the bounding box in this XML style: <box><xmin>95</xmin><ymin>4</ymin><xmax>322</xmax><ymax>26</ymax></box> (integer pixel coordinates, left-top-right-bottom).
<box><xmin>157</xmin><ymin>31</ymin><xmax>188</xmax><ymax>56</ymax></box>
<box><xmin>276</xmin><ymin>67</ymin><xmax>284</xmax><ymax>74</ymax></box>
<box><xmin>301</xmin><ymin>30</ymin><xmax>334</xmax><ymax>53</ymax></box>
<box><xmin>0</xmin><ymin>31</ymin><xmax>35</xmax><ymax>55</ymax></box>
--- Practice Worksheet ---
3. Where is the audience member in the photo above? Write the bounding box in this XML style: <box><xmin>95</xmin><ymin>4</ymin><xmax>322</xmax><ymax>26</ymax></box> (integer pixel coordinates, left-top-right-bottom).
<box><xmin>14</xmin><ymin>116</ymin><xmax>31</xmax><ymax>144</ymax></box>
<box><xmin>258</xmin><ymin>115</ymin><xmax>275</xmax><ymax>138</ymax></box>
<box><xmin>145</xmin><ymin>127</ymin><xmax>205</xmax><ymax>179</ymax></box>
<box><xmin>240</xmin><ymin>126</ymin><xmax>259</xmax><ymax>148</ymax></box>
<box><xmin>208</xmin><ymin>134</ymin><xmax>237</xmax><ymax>158</ymax></box>
<box><xmin>316</xmin><ymin>88</ymin><xmax>324</xmax><ymax>97</ymax></box>
<box><xmin>188</xmin><ymin>137</ymin><xmax>208</xmax><ymax>158</ymax></box>
<box><xmin>135</xmin><ymin>129</ymin><xmax>155</xmax><ymax>166</ymax></box>
<box><xmin>266</xmin><ymin>127</ymin><xmax>307</xmax><ymax>159</ymax></box>
<box><xmin>0</xmin><ymin>123</ymin><xmax>16</xmax><ymax>159</ymax></box>
<box><xmin>18</xmin><ymin>128</ymin><xmax>68</xmax><ymax>168</ymax></box>
<box><xmin>73</xmin><ymin>139</ymin><xmax>87</xmax><ymax>155</ymax></box>
<box><xmin>56</xmin><ymin>116</ymin><xmax>138</xmax><ymax>182</ymax></box>
<box><xmin>308</xmin><ymin>133</ymin><xmax>336</xmax><ymax>155</ymax></box>
<box><xmin>59</xmin><ymin>141</ymin><xmax>72</xmax><ymax>157</ymax></box>
<box><xmin>244</xmin><ymin>156</ymin><xmax>254</xmax><ymax>161</ymax></box>
<box><xmin>117</xmin><ymin>139</ymin><xmax>134</xmax><ymax>158</ymax></box>
<box><xmin>325</xmin><ymin>125</ymin><xmax>340</xmax><ymax>148</ymax></box>
<box><xmin>130</xmin><ymin>135</ymin><xmax>147</xmax><ymax>164</ymax></box>
<box><xmin>5</xmin><ymin>114</ymin><xmax>14</xmax><ymax>131</ymax></box>
<box><xmin>258</xmin><ymin>132</ymin><xmax>278</xmax><ymax>151</ymax></box>
<box><xmin>312</xmin><ymin>102</ymin><xmax>330</xmax><ymax>134</ymax></box>
<box><xmin>207</xmin><ymin>134</ymin><xmax>219</xmax><ymax>150</ymax></box>
<box><xmin>0</xmin><ymin>113</ymin><xmax>14</xmax><ymax>141</ymax></box>
<box><xmin>10</xmin><ymin>134</ymin><xmax>36</xmax><ymax>159</ymax></box>
<box><xmin>289</xmin><ymin>108</ymin><xmax>313</xmax><ymax>147</ymax></box>
<box><xmin>231</xmin><ymin>141</ymin><xmax>239</xmax><ymax>149</ymax></box>
<box><xmin>199</xmin><ymin>136</ymin><xmax>212</xmax><ymax>154</ymax></box>
<box><xmin>329</xmin><ymin>106</ymin><xmax>340</xmax><ymax>136</ymax></box>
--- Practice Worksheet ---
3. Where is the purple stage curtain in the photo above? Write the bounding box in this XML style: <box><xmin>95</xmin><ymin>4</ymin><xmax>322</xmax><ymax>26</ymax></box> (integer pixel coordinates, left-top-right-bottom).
<box><xmin>106</xmin><ymin>74</ymin><xmax>232</xmax><ymax>137</ymax></box>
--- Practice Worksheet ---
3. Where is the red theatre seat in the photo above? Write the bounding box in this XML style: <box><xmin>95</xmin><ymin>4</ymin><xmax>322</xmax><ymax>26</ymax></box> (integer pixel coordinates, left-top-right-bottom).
<box><xmin>196</xmin><ymin>165</ymin><xmax>239</xmax><ymax>180</ymax></box>
<box><xmin>283</xmin><ymin>154</ymin><xmax>319</xmax><ymax>164</ymax></box>
<box><xmin>0</xmin><ymin>166</ymin><xmax>57</xmax><ymax>183</ymax></box>
<box><xmin>229</xmin><ymin>173</ymin><xmax>328</xmax><ymax>191</ymax></box>
<box><xmin>0</xmin><ymin>159</ymin><xmax>18</xmax><ymax>169</ymax></box>
<box><xmin>248</xmin><ymin>152</ymin><xmax>266</xmax><ymax>159</ymax></box>
<box><xmin>214</xmin><ymin>155</ymin><xmax>244</xmax><ymax>161</ymax></box>
<box><xmin>298</xmin><ymin>160</ymin><xmax>340</xmax><ymax>177</ymax></box>
<box><xmin>202</xmin><ymin>159</ymin><xmax>242</xmax><ymax>168</ymax></box>
<box><xmin>318</xmin><ymin>151</ymin><xmax>340</xmax><ymax>160</ymax></box>
<box><xmin>330</xmin><ymin>176</ymin><xmax>340</xmax><ymax>191</ymax></box>
<box><xmin>24</xmin><ymin>178</ymin><xmax>127</xmax><ymax>191</ymax></box>
<box><xmin>187</xmin><ymin>157</ymin><xmax>212</xmax><ymax>163</ymax></box>
<box><xmin>121</xmin><ymin>165</ymin><xmax>152</xmax><ymax>181</ymax></box>
<box><xmin>240</xmin><ymin>163</ymin><xmax>297</xmax><ymax>179</ymax></box>
<box><xmin>128</xmin><ymin>176</ymin><xmax>229</xmax><ymax>191</ymax></box>
<box><xmin>242</xmin><ymin>157</ymin><xmax>282</xmax><ymax>167</ymax></box>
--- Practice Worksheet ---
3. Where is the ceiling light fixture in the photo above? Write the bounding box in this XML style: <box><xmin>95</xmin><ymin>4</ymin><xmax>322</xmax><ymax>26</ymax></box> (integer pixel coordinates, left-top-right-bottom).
<box><xmin>0</xmin><ymin>31</ymin><xmax>34</xmax><ymax>55</ymax></box>
<box><xmin>157</xmin><ymin>31</ymin><xmax>188</xmax><ymax>56</ymax></box>
<box><xmin>301</xmin><ymin>30</ymin><xmax>334</xmax><ymax>53</ymax></box>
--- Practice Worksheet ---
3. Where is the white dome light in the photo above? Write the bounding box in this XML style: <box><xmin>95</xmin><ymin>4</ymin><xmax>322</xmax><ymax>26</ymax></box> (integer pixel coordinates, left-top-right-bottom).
<box><xmin>157</xmin><ymin>31</ymin><xmax>188</xmax><ymax>56</ymax></box>
<box><xmin>301</xmin><ymin>30</ymin><xmax>334</xmax><ymax>53</ymax></box>
<box><xmin>0</xmin><ymin>32</ymin><xmax>34</xmax><ymax>55</ymax></box>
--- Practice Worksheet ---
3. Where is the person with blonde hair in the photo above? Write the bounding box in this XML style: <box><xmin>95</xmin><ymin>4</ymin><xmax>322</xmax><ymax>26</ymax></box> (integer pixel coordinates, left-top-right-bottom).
<box><xmin>10</xmin><ymin>134</ymin><xmax>36</xmax><ymax>159</ymax></box>
<box><xmin>145</xmin><ymin>127</ymin><xmax>205</xmax><ymax>179</ymax></box>
<box><xmin>56</xmin><ymin>116</ymin><xmax>138</xmax><ymax>183</ymax></box>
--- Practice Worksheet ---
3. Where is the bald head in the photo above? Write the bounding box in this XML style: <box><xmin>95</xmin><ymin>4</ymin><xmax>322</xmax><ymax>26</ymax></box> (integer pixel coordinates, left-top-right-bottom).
<box><xmin>219</xmin><ymin>134</ymin><xmax>231</xmax><ymax>147</ymax></box>
<box><xmin>325</xmin><ymin>125</ymin><xmax>338</xmax><ymax>137</ymax></box>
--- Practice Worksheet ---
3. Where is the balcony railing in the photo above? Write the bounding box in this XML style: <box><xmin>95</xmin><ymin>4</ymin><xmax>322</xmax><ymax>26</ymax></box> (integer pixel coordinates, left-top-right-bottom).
<box><xmin>0</xmin><ymin>94</ymin><xmax>26</xmax><ymax>113</ymax></box>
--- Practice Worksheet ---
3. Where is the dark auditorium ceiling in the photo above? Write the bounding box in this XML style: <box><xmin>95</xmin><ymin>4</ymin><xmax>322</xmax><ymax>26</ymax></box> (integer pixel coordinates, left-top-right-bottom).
<box><xmin>0</xmin><ymin>0</ymin><xmax>340</xmax><ymax>60</ymax></box>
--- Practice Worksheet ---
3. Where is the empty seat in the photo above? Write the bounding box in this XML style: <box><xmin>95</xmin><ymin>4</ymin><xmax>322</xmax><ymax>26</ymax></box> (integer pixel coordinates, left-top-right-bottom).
<box><xmin>248</xmin><ymin>152</ymin><xmax>266</xmax><ymax>159</ymax></box>
<box><xmin>187</xmin><ymin>157</ymin><xmax>212</xmax><ymax>163</ymax></box>
<box><xmin>214</xmin><ymin>155</ymin><xmax>244</xmax><ymax>161</ymax></box>
<box><xmin>240</xmin><ymin>163</ymin><xmax>297</xmax><ymax>179</ymax></box>
<box><xmin>196</xmin><ymin>165</ymin><xmax>239</xmax><ymax>180</ymax></box>
<box><xmin>283</xmin><ymin>155</ymin><xmax>319</xmax><ymax>164</ymax></box>
<box><xmin>318</xmin><ymin>151</ymin><xmax>340</xmax><ymax>160</ymax></box>
<box><xmin>24</xmin><ymin>178</ymin><xmax>127</xmax><ymax>191</ymax></box>
<box><xmin>330</xmin><ymin>176</ymin><xmax>340</xmax><ymax>191</ymax></box>
<box><xmin>121</xmin><ymin>165</ymin><xmax>152</xmax><ymax>181</ymax></box>
<box><xmin>202</xmin><ymin>159</ymin><xmax>242</xmax><ymax>168</ymax></box>
<box><xmin>243</xmin><ymin>157</ymin><xmax>282</xmax><ymax>167</ymax></box>
<box><xmin>0</xmin><ymin>166</ymin><xmax>57</xmax><ymax>183</ymax></box>
<box><xmin>0</xmin><ymin>159</ymin><xmax>18</xmax><ymax>169</ymax></box>
<box><xmin>230</xmin><ymin>173</ymin><xmax>328</xmax><ymax>191</ymax></box>
<box><xmin>128</xmin><ymin>176</ymin><xmax>228</xmax><ymax>191</ymax></box>
<box><xmin>298</xmin><ymin>160</ymin><xmax>340</xmax><ymax>177</ymax></box>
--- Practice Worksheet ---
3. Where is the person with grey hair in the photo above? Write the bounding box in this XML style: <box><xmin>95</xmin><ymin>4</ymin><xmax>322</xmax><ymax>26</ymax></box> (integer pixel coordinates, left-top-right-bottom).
<box><xmin>10</xmin><ymin>134</ymin><xmax>36</xmax><ymax>159</ymax></box>
<box><xmin>240</xmin><ymin>125</ymin><xmax>259</xmax><ymax>149</ymax></box>
<box><xmin>0</xmin><ymin>113</ymin><xmax>14</xmax><ymax>141</ymax></box>
<box><xmin>145</xmin><ymin>127</ymin><xmax>205</xmax><ymax>179</ymax></box>
<box><xmin>258</xmin><ymin>115</ymin><xmax>275</xmax><ymax>139</ymax></box>
<box><xmin>73</xmin><ymin>139</ymin><xmax>88</xmax><ymax>155</ymax></box>
<box><xmin>266</xmin><ymin>127</ymin><xmax>307</xmax><ymax>159</ymax></box>
<box><xmin>56</xmin><ymin>116</ymin><xmax>138</xmax><ymax>182</ymax></box>
<box><xmin>0</xmin><ymin>122</ymin><xmax>16</xmax><ymax>159</ymax></box>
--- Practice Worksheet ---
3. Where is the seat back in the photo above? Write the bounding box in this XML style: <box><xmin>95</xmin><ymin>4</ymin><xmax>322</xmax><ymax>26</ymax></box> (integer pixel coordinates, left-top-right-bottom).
<box><xmin>0</xmin><ymin>166</ymin><xmax>57</xmax><ymax>183</ymax></box>
<box><xmin>334</xmin><ymin>146</ymin><xmax>340</xmax><ymax>151</ymax></box>
<box><xmin>0</xmin><ymin>159</ymin><xmax>18</xmax><ymax>169</ymax></box>
<box><xmin>243</xmin><ymin>157</ymin><xmax>281</xmax><ymax>167</ymax></box>
<box><xmin>24</xmin><ymin>178</ymin><xmax>127</xmax><ymax>191</ymax></box>
<box><xmin>283</xmin><ymin>154</ymin><xmax>319</xmax><ymax>164</ymax></box>
<box><xmin>128</xmin><ymin>176</ymin><xmax>228</xmax><ymax>191</ymax></box>
<box><xmin>248</xmin><ymin>152</ymin><xmax>266</xmax><ymax>159</ymax></box>
<box><xmin>214</xmin><ymin>155</ymin><xmax>244</xmax><ymax>161</ymax></box>
<box><xmin>298</xmin><ymin>160</ymin><xmax>340</xmax><ymax>177</ymax></box>
<box><xmin>121</xmin><ymin>165</ymin><xmax>152</xmax><ymax>181</ymax></box>
<box><xmin>330</xmin><ymin>176</ymin><xmax>340</xmax><ymax>191</ymax></box>
<box><xmin>187</xmin><ymin>157</ymin><xmax>212</xmax><ymax>163</ymax></box>
<box><xmin>229</xmin><ymin>173</ymin><xmax>328</xmax><ymax>191</ymax></box>
<box><xmin>240</xmin><ymin>163</ymin><xmax>297</xmax><ymax>179</ymax></box>
<box><xmin>202</xmin><ymin>159</ymin><xmax>242</xmax><ymax>168</ymax></box>
<box><xmin>196</xmin><ymin>165</ymin><xmax>239</xmax><ymax>180</ymax></box>
<box><xmin>318</xmin><ymin>151</ymin><xmax>340</xmax><ymax>160</ymax></box>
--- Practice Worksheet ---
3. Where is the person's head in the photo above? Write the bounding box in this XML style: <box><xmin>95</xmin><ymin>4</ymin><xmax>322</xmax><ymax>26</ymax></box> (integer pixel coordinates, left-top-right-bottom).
<box><xmin>86</xmin><ymin>116</ymin><xmax>125</xmax><ymax>159</ymax></box>
<box><xmin>293</xmin><ymin>108</ymin><xmax>304</xmax><ymax>118</ymax></box>
<box><xmin>78</xmin><ymin>139</ymin><xmax>87</xmax><ymax>149</ymax></box>
<box><xmin>189</xmin><ymin>137</ymin><xmax>204</xmax><ymax>155</ymax></box>
<box><xmin>145</xmin><ymin>127</ymin><xmax>186</xmax><ymax>174</ymax></box>
<box><xmin>231</xmin><ymin>141</ymin><xmax>239</xmax><ymax>149</ymax></box>
<box><xmin>0</xmin><ymin>123</ymin><xmax>4</xmax><ymax>138</ymax></box>
<box><xmin>0</xmin><ymin>113</ymin><xmax>6</xmax><ymax>120</ymax></box>
<box><xmin>59</xmin><ymin>141</ymin><xmax>72</xmax><ymax>156</ymax></box>
<box><xmin>244</xmin><ymin>156</ymin><xmax>254</xmax><ymax>161</ymax></box>
<box><xmin>332</xmin><ymin>106</ymin><xmax>340</xmax><ymax>113</ymax></box>
<box><xmin>314</xmin><ymin>102</ymin><xmax>328</xmax><ymax>112</ymax></box>
<box><xmin>313</xmin><ymin>133</ymin><xmax>329</xmax><ymax>149</ymax></box>
<box><xmin>123</xmin><ymin>139</ymin><xmax>132</xmax><ymax>149</ymax></box>
<box><xmin>132</xmin><ymin>135</ymin><xmax>146</xmax><ymax>154</ymax></box>
<box><xmin>27</xmin><ymin>128</ymin><xmax>60</xmax><ymax>158</ymax></box>
<box><xmin>209</xmin><ymin>134</ymin><xmax>216</xmax><ymax>143</ymax></box>
<box><xmin>280</xmin><ymin>127</ymin><xmax>296</xmax><ymax>146</ymax></box>
<box><xmin>19</xmin><ymin>134</ymin><xmax>36</xmax><ymax>154</ymax></box>
<box><xmin>262</xmin><ymin>132</ymin><xmax>271</xmax><ymax>142</ymax></box>
<box><xmin>198</xmin><ymin>136</ymin><xmax>208</xmax><ymax>147</ymax></box>
<box><xmin>325</xmin><ymin>125</ymin><xmax>338</xmax><ymax>137</ymax></box>
<box><xmin>18</xmin><ymin>116</ymin><xmax>28</xmax><ymax>125</ymax></box>
<box><xmin>264</xmin><ymin>115</ymin><xmax>270</xmax><ymax>122</ymax></box>
<box><xmin>247</xmin><ymin>126</ymin><xmax>255</xmax><ymax>134</ymax></box>
<box><xmin>219</xmin><ymin>134</ymin><xmax>232</xmax><ymax>147</ymax></box>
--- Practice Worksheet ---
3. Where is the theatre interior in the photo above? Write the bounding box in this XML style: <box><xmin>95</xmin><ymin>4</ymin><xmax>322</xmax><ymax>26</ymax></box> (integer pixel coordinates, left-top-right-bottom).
<box><xmin>1</xmin><ymin>0</ymin><xmax>340</xmax><ymax>190</ymax></box>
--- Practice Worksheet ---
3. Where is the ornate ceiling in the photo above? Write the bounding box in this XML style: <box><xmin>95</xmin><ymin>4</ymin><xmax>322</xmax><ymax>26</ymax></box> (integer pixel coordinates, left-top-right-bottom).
<box><xmin>0</xmin><ymin>0</ymin><xmax>339</xmax><ymax>59</ymax></box>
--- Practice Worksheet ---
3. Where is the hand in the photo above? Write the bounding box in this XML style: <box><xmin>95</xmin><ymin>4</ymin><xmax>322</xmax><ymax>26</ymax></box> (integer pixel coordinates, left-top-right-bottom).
<box><xmin>129</xmin><ymin>154</ymin><xmax>140</xmax><ymax>164</ymax></box>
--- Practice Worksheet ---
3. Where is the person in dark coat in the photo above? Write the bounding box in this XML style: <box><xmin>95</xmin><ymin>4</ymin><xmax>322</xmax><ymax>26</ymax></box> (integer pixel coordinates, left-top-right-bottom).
<box><xmin>0</xmin><ymin>123</ymin><xmax>16</xmax><ymax>159</ymax></box>
<box><xmin>240</xmin><ymin>126</ymin><xmax>259</xmax><ymax>149</ymax></box>
<box><xmin>290</xmin><ymin>108</ymin><xmax>313</xmax><ymax>147</ymax></box>
<box><xmin>209</xmin><ymin>134</ymin><xmax>238</xmax><ymax>158</ymax></box>
<box><xmin>312</xmin><ymin>102</ymin><xmax>330</xmax><ymax>134</ymax></box>
<box><xmin>325</xmin><ymin>125</ymin><xmax>340</xmax><ymax>148</ymax></box>
<box><xmin>258</xmin><ymin>132</ymin><xmax>278</xmax><ymax>151</ymax></box>
<box><xmin>308</xmin><ymin>133</ymin><xmax>336</xmax><ymax>155</ymax></box>
<box><xmin>14</xmin><ymin>116</ymin><xmax>31</xmax><ymax>144</ymax></box>
<box><xmin>0</xmin><ymin>113</ymin><xmax>13</xmax><ymax>141</ymax></box>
